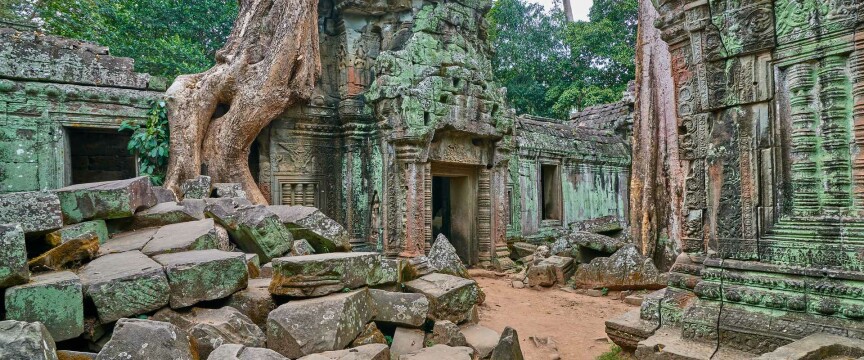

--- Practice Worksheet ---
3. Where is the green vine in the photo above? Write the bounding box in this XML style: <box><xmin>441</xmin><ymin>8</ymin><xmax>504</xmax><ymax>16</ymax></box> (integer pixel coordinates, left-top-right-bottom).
<box><xmin>119</xmin><ymin>100</ymin><xmax>170</xmax><ymax>185</ymax></box>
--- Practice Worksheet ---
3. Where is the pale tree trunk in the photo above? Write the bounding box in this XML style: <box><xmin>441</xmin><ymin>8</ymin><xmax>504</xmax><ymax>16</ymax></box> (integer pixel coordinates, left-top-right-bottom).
<box><xmin>630</xmin><ymin>0</ymin><xmax>684</xmax><ymax>270</ymax></box>
<box><xmin>164</xmin><ymin>0</ymin><xmax>321</xmax><ymax>204</ymax></box>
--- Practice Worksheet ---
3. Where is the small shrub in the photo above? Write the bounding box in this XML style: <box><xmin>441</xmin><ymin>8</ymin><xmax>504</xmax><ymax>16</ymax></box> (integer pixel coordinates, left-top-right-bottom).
<box><xmin>119</xmin><ymin>100</ymin><xmax>169</xmax><ymax>185</ymax></box>
<box><xmin>596</xmin><ymin>344</ymin><xmax>625</xmax><ymax>360</ymax></box>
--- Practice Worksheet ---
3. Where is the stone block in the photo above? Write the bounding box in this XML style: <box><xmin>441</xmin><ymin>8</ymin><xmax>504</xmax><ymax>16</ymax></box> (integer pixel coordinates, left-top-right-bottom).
<box><xmin>508</xmin><ymin>242</ymin><xmax>537</xmax><ymax>260</ymax></box>
<box><xmin>756</xmin><ymin>333</ymin><xmax>864</xmax><ymax>360</ymax></box>
<box><xmin>4</xmin><ymin>271</ymin><xmax>84</xmax><ymax>341</ymax></box>
<box><xmin>180</xmin><ymin>175</ymin><xmax>212</xmax><ymax>200</ymax></box>
<box><xmin>223</xmin><ymin>278</ymin><xmax>277</xmax><ymax>330</ymax></box>
<box><xmin>404</xmin><ymin>273</ymin><xmax>483</xmax><ymax>324</ymax></box>
<box><xmin>95</xmin><ymin>319</ymin><xmax>195</xmax><ymax>360</ymax></box>
<box><xmin>604</xmin><ymin>309</ymin><xmax>658</xmax><ymax>352</ymax></box>
<box><xmin>298</xmin><ymin>344</ymin><xmax>389</xmax><ymax>360</ymax></box>
<box><xmin>369</xmin><ymin>289</ymin><xmax>429</xmax><ymax>327</ymax></box>
<box><xmin>564</xmin><ymin>231</ymin><xmax>625</xmax><ymax>254</ymax></box>
<box><xmin>79</xmin><ymin>251</ymin><xmax>169</xmax><ymax>323</ymax></box>
<box><xmin>151</xmin><ymin>186</ymin><xmax>178</xmax><ymax>203</ymax></box>
<box><xmin>28</xmin><ymin>230</ymin><xmax>100</xmax><ymax>272</ymax></box>
<box><xmin>209</xmin><ymin>344</ymin><xmax>287</xmax><ymax>360</ymax></box>
<box><xmin>151</xmin><ymin>306</ymin><xmax>265</xmax><ymax>359</ymax></box>
<box><xmin>206</xmin><ymin>204</ymin><xmax>292</xmax><ymax>263</ymax></box>
<box><xmin>269</xmin><ymin>252</ymin><xmax>397</xmax><ymax>298</ymax></box>
<box><xmin>0</xmin><ymin>320</ymin><xmax>58</xmax><ymax>360</ymax></box>
<box><xmin>55</xmin><ymin>176</ymin><xmax>157</xmax><ymax>224</ymax></box>
<box><xmin>45</xmin><ymin>220</ymin><xmax>109</xmax><ymax>245</ymax></box>
<box><xmin>0</xmin><ymin>223</ymin><xmax>28</xmax><ymax>288</ymax></box>
<box><xmin>426</xmin><ymin>320</ymin><xmax>468</xmax><ymax>347</ymax></box>
<box><xmin>350</xmin><ymin>322</ymin><xmax>388</xmax><ymax>347</ymax></box>
<box><xmin>269</xmin><ymin>205</ymin><xmax>351</xmax><ymax>252</ymax></box>
<box><xmin>428</xmin><ymin>234</ymin><xmax>470</xmax><ymax>278</ymax></box>
<box><xmin>245</xmin><ymin>253</ymin><xmax>260</xmax><ymax>278</ymax></box>
<box><xmin>57</xmin><ymin>350</ymin><xmax>97</xmax><ymax>360</ymax></box>
<box><xmin>266</xmin><ymin>289</ymin><xmax>373</xmax><ymax>358</ymax></box>
<box><xmin>390</xmin><ymin>327</ymin><xmax>425</xmax><ymax>359</ymax></box>
<box><xmin>461</xmin><ymin>324</ymin><xmax>499</xmax><ymax>359</ymax></box>
<box><xmin>152</xmin><ymin>249</ymin><xmax>248</xmax><ymax>308</ymax></box>
<box><xmin>0</xmin><ymin>191</ymin><xmax>62</xmax><ymax>234</ymax></box>
<box><xmin>490</xmin><ymin>327</ymin><xmax>524</xmax><ymax>360</ymax></box>
<box><xmin>129</xmin><ymin>201</ymin><xmax>203</xmax><ymax>229</ymax></box>
<box><xmin>98</xmin><ymin>227</ymin><xmax>158</xmax><ymax>256</ymax></box>
<box><xmin>574</xmin><ymin>244</ymin><xmax>666</xmax><ymax>290</ymax></box>
<box><xmin>537</xmin><ymin>255</ymin><xmax>574</xmax><ymax>283</ymax></box>
<box><xmin>526</xmin><ymin>264</ymin><xmax>556</xmax><ymax>287</ymax></box>
<box><xmin>624</xmin><ymin>294</ymin><xmax>643</xmax><ymax>306</ymax></box>
<box><xmin>141</xmin><ymin>218</ymin><xmax>220</xmax><ymax>255</ymax></box>
<box><xmin>397</xmin><ymin>345</ymin><xmax>474</xmax><ymax>360</ymax></box>
<box><xmin>291</xmin><ymin>238</ymin><xmax>316</xmax><ymax>256</ymax></box>
<box><xmin>259</xmin><ymin>262</ymin><xmax>273</xmax><ymax>278</ymax></box>
<box><xmin>213</xmin><ymin>183</ymin><xmax>247</xmax><ymax>199</ymax></box>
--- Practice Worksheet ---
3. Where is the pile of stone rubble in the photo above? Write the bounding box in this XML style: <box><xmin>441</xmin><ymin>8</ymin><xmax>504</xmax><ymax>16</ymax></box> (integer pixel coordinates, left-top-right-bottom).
<box><xmin>0</xmin><ymin>176</ymin><xmax>524</xmax><ymax>360</ymax></box>
<box><xmin>509</xmin><ymin>218</ymin><xmax>666</xmax><ymax>291</ymax></box>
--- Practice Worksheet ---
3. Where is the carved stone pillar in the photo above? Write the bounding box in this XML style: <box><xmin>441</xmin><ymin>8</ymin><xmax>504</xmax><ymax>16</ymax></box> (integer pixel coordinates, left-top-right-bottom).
<box><xmin>393</xmin><ymin>145</ymin><xmax>427</xmax><ymax>258</ymax></box>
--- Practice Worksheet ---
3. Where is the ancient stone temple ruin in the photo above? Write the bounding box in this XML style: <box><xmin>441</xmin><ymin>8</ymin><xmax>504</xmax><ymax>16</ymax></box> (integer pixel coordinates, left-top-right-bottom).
<box><xmin>610</xmin><ymin>0</ymin><xmax>864</xmax><ymax>357</ymax></box>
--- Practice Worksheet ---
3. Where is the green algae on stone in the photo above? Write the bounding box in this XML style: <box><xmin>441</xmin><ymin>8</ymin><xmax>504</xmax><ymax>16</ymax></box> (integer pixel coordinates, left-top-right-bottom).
<box><xmin>268</xmin><ymin>205</ymin><xmax>351</xmax><ymax>253</ymax></box>
<box><xmin>404</xmin><ymin>273</ymin><xmax>483</xmax><ymax>324</ymax></box>
<box><xmin>141</xmin><ymin>218</ymin><xmax>220</xmax><ymax>256</ymax></box>
<box><xmin>152</xmin><ymin>249</ymin><xmax>249</xmax><ymax>308</ymax></box>
<box><xmin>268</xmin><ymin>252</ymin><xmax>396</xmax><ymax>298</ymax></box>
<box><xmin>4</xmin><ymin>271</ymin><xmax>84</xmax><ymax>341</ymax></box>
<box><xmin>54</xmin><ymin>177</ymin><xmax>157</xmax><ymax>224</ymax></box>
<box><xmin>79</xmin><ymin>251</ymin><xmax>169</xmax><ymax>323</ymax></box>
<box><xmin>0</xmin><ymin>191</ymin><xmax>63</xmax><ymax>234</ymax></box>
<box><xmin>0</xmin><ymin>223</ymin><xmax>28</xmax><ymax>288</ymax></box>
<box><xmin>45</xmin><ymin>220</ymin><xmax>109</xmax><ymax>246</ymax></box>
<box><xmin>205</xmin><ymin>204</ymin><xmax>292</xmax><ymax>263</ymax></box>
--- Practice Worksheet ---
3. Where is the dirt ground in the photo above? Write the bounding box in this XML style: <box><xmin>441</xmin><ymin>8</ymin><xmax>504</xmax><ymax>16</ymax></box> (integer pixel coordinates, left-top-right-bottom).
<box><xmin>474</xmin><ymin>272</ymin><xmax>636</xmax><ymax>360</ymax></box>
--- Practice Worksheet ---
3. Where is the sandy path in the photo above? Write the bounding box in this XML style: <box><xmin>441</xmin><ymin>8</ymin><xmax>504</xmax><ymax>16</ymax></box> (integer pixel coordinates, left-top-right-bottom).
<box><xmin>475</xmin><ymin>273</ymin><xmax>636</xmax><ymax>360</ymax></box>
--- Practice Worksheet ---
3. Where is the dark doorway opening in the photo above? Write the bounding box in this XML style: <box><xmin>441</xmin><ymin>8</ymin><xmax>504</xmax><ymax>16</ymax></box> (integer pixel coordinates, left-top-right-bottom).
<box><xmin>541</xmin><ymin>164</ymin><xmax>562</xmax><ymax>220</ymax></box>
<box><xmin>432</xmin><ymin>173</ymin><xmax>477</xmax><ymax>265</ymax></box>
<box><xmin>68</xmin><ymin>128</ymin><xmax>136</xmax><ymax>184</ymax></box>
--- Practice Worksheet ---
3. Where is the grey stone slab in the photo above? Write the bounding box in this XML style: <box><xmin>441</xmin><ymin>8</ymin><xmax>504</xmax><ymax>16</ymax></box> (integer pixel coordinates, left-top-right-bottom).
<box><xmin>55</xmin><ymin>177</ymin><xmax>157</xmax><ymax>224</ymax></box>
<box><xmin>0</xmin><ymin>191</ymin><xmax>62</xmax><ymax>234</ymax></box>
<box><xmin>208</xmin><ymin>344</ymin><xmax>287</xmax><ymax>360</ymax></box>
<box><xmin>269</xmin><ymin>205</ymin><xmax>351</xmax><ymax>252</ymax></box>
<box><xmin>269</xmin><ymin>252</ymin><xmax>397</xmax><ymax>298</ymax></box>
<box><xmin>95</xmin><ymin>319</ymin><xmax>195</xmax><ymax>360</ymax></box>
<box><xmin>206</xmin><ymin>204</ymin><xmax>292</xmax><ymax>263</ymax></box>
<box><xmin>4</xmin><ymin>271</ymin><xmax>84</xmax><ymax>341</ymax></box>
<box><xmin>99</xmin><ymin>227</ymin><xmax>159</xmax><ymax>256</ymax></box>
<box><xmin>369</xmin><ymin>289</ymin><xmax>429</xmax><ymax>327</ymax></box>
<box><xmin>404</xmin><ymin>273</ymin><xmax>483</xmax><ymax>324</ymax></box>
<box><xmin>397</xmin><ymin>345</ymin><xmax>473</xmax><ymax>360</ymax></box>
<box><xmin>151</xmin><ymin>306</ymin><xmax>265</xmax><ymax>359</ymax></box>
<box><xmin>390</xmin><ymin>327</ymin><xmax>425</xmax><ymax>359</ymax></box>
<box><xmin>0</xmin><ymin>320</ymin><xmax>58</xmax><ymax>360</ymax></box>
<box><xmin>0</xmin><ymin>223</ymin><xmax>28</xmax><ymax>288</ymax></box>
<box><xmin>141</xmin><ymin>218</ymin><xmax>220</xmax><ymax>256</ymax></box>
<box><xmin>298</xmin><ymin>344</ymin><xmax>389</xmax><ymax>360</ymax></box>
<box><xmin>79</xmin><ymin>251</ymin><xmax>169</xmax><ymax>323</ymax></box>
<box><xmin>152</xmin><ymin>249</ymin><xmax>248</xmax><ymax>308</ymax></box>
<box><xmin>461</xmin><ymin>324</ymin><xmax>499</xmax><ymax>359</ymax></box>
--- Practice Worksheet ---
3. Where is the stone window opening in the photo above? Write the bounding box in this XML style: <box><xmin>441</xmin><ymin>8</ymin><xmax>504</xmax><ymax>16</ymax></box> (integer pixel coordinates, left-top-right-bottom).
<box><xmin>66</xmin><ymin>127</ymin><xmax>137</xmax><ymax>185</ymax></box>
<box><xmin>541</xmin><ymin>164</ymin><xmax>562</xmax><ymax>221</ymax></box>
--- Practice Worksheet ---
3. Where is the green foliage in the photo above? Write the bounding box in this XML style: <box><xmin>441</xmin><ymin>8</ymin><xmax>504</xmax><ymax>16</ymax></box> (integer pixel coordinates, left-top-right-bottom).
<box><xmin>119</xmin><ymin>101</ymin><xmax>170</xmax><ymax>185</ymax></box>
<box><xmin>601</xmin><ymin>287</ymin><xmax>609</xmax><ymax>296</ymax></box>
<box><xmin>24</xmin><ymin>0</ymin><xmax>238</xmax><ymax>80</ymax></box>
<box><xmin>596</xmin><ymin>344</ymin><xmax>626</xmax><ymax>360</ymax></box>
<box><xmin>487</xmin><ymin>0</ymin><xmax>637</xmax><ymax>119</ymax></box>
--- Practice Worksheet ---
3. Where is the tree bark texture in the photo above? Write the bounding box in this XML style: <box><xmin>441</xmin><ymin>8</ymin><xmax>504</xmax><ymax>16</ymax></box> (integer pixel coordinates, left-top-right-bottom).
<box><xmin>630</xmin><ymin>0</ymin><xmax>684</xmax><ymax>270</ymax></box>
<box><xmin>164</xmin><ymin>0</ymin><xmax>321</xmax><ymax>204</ymax></box>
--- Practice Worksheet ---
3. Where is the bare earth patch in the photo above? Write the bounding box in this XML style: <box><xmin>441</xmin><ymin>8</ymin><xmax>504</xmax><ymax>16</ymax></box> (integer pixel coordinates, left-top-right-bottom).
<box><xmin>475</xmin><ymin>273</ymin><xmax>636</xmax><ymax>360</ymax></box>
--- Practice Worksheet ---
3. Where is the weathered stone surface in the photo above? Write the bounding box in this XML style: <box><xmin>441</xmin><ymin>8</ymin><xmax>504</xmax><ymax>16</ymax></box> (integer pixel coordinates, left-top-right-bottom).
<box><xmin>208</xmin><ymin>344</ymin><xmax>287</xmax><ymax>360</ymax></box>
<box><xmin>564</xmin><ymin>231</ymin><xmax>625</xmax><ymax>254</ymax></box>
<box><xmin>508</xmin><ymin>242</ymin><xmax>537</xmax><ymax>260</ymax></box>
<box><xmin>0</xmin><ymin>320</ymin><xmax>58</xmax><ymax>360</ymax></box>
<box><xmin>757</xmin><ymin>333</ymin><xmax>864</xmax><ymax>360</ymax></box>
<box><xmin>213</xmin><ymin>183</ymin><xmax>247</xmax><ymax>199</ymax></box>
<box><xmin>0</xmin><ymin>191</ymin><xmax>63</xmax><ymax>234</ymax></box>
<box><xmin>152</xmin><ymin>249</ymin><xmax>248</xmax><ymax>308</ymax></box>
<box><xmin>57</xmin><ymin>350</ymin><xmax>97</xmax><ymax>360</ymax></box>
<box><xmin>426</xmin><ymin>320</ymin><xmax>468</xmax><ymax>347</ymax></box>
<box><xmin>269</xmin><ymin>252</ymin><xmax>396</xmax><ymax>297</ymax></box>
<box><xmin>151</xmin><ymin>306</ymin><xmax>265</xmax><ymax>359</ymax></box>
<box><xmin>350</xmin><ymin>322</ymin><xmax>387</xmax><ymax>347</ymax></box>
<box><xmin>404</xmin><ymin>273</ymin><xmax>483</xmax><ymax>324</ymax></box>
<box><xmin>141</xmin><ymin>218</ymin><xmax>220</xmax><ymax>255</ymax></box>
<box><xmin>525</xmin><ymin>263</ymin><xmax>556</xmax><ymax>287</ymax></box>
<box><xmin>129</xmin><ymin>201</ymin><xmax>203</xmax><ymax>229</ymax></box>
<box><xmin>46</xmin><ymin>220</ymin><xmax>109</xmax><ymax>245</ymax></box>
<box><xmin>223</xmin><ymin>278</ymin><xmax>276</xmax><ymax>330</ymax></box>
<box><xmin>269</xmin><ymin>205</ymin><xmax>351</xmax><ymax>252</ymax></box>
<box><xmin>95</xmin><ymin>319</ymin><xmax>195</xmax><ymax>360</ymax></box>
<box><xmin>180</xmin><ymin>175</ymin><xmax>212</xmax><ymax>200</ymax></box>
<box><xmin>206</xmin><ymin>204</ymin><xmax>292</xmax><ymax>263</ymax></box>
<box><xmin>79</xmin><ymin>251</ymin><xmax>169</xmax><ymax>323</ymax></box>
<box><xmin>259</xmin><ymin>262</ymin><xmax>273</xmax><ymax>278</ymax></box>
<box><xmin>299</xmin><ymin>344</ymin><xmax>389</xmax><ymax>360</ymax></box>
<box><xmin>291</xmin><ymin>239</ymin><xmax>316</xmax><ymax>256</ymax></box>
<box><xmin>397</xmin><ymin>345</ymin><xmax>473</xmax><ymax>360</ymax></box>
<box><xmin>151</xmin><ymin>187</ymin><xmax>178</xmax><ymax>203</ymax></box>
<box><xmin>98</xmin><ymin>227</ymin><xmax>159</xmax><ymax>256</ymax></box>
<box><xmin>266</xmin><ymin>289</ymin><xmax>373</xmax><ymax>358</ymax></box>
<box><xmin>573</xmin><ymin>244</ymin><xmax>666</xmax><ymax>290</ymax></box>
<box><xmin>28</xmin><ymin>232</ymin><xmax>100</xmax><ymax>272</ymax></box>
<box><xmin>368</xmin><ymin>289</ymin><xmax>429</xmax><ymax>327</ymax></box>
<box><xmin>428</xmin><ymin>234</ymin><xmax>469</xmax><ymax>278</ymax></box>
<box><xmin>490</xmin><ymin>327</ymin><xmax>523</xmax><ymax>360</ymax></box>
<box><xmin>4</xmin><ymin>271</ymin><xmax>84</xmax><ymax>341</ymax></box>
<box><xmin>462</xmin><ymin>324</ymin><xmax>499</xmax><ymax>359</ymax></box>
<box><xmin>390</xmin><ymin>327</ymin><xmax>423</xmax><ymax>359</ymax></box>
<box><xmin>537</xmin><ymin>255</ymin><xmax>574</xmax><ymax>283</ymax></box>
<box><xmin>245</xmin><ymin>253</ymin><xmax>260</xmax><ymax>278</ymax></box>
<box><xmin>55</xmin><ymin>177</ymin><xmax>157</xmax><ymax>224</ymax></box>
<box><xmin>0</xmin><ymin>223</ymin><xmax>28</xmax><ymax>288</ymax></box>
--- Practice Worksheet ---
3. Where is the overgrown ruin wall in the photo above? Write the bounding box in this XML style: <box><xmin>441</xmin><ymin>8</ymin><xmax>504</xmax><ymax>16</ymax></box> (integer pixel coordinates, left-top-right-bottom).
<box><xmin>0</xmin><ymin>21</ymin><xmax>165</xmax><ymax>193</ymax></box>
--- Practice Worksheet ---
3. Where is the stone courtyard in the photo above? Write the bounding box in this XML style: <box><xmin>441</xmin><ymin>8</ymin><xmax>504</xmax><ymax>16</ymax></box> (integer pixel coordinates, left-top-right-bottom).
<box><xmin>2</xmin><ymin>0</ymin><xmax>864</xmax><ymax>359</ymax></box>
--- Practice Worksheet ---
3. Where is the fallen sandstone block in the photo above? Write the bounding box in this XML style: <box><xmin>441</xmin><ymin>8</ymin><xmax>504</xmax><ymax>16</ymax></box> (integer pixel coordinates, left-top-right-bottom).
<box><xmin>350</xmin><ymin>322</ymin><xmax>388</xmax><ymax>347</ymax></box>
<box><xmin>573</xmin><ymin>244</ymin><xmax>666</xmax><ymax>291</ymax></box>
<box><xmin>267</xmin><ymin>289</ymin><xmax>373</xmax><ymax>358</ymax></box>
<box><xmin>223</xmin><ymin>278</ymin><xmax>276</xmax><ymax>330</ymax></box>
<box><xmin>490</xmin><ymin>326</ymin><xmax>524</xmax><ymax>360</ymax></box>
<box><xmin>45</xmin><ymin>220</ymin><xmax>109</xmax><ymax>245</ymax></box>
<box><xmin>269</xmin><ymin>252</ymin><xmax>397</xmax><ymax>298</ymax></box>
<box><xmin>141</xmin><ymin>218</ymin><xmax>220</xmax><ymax>255</ymax></box>
<box><xmin>298</xmin><ymin>344</ymin><xmax>389</xmax><ymax>360</ymax></box>
<box><xmin>428</xmin><ymin>234</ymin><xmax>470</xmax><ymax>278</ymax></box>
<box><xmin>391</xmin><ymin>327</ymin><xmax>425</xmax><ymax>359</ymax></box>
<box><xmin>538</xmin><ymin>255</ymin><xmax>574</xmax><ymax>283</ymax></box>
<box><xmin>152</xmin><ymin>249</ymin><xmax>248</xmax><ymax>308</ymax></box>
<box><xmin>426</xmin><ymin>320</ymin><xmax>469</xmax><ymax>347</ymax></box>
<box><xmin>369</xmin><ymin>288</ymin><xmax>429</xmax><ymax>327</ymax></box>
<box><xmin>0</xmin><ymin>320</ymin><xmax>58</xmax><ymax>360</ymax></box>
<box><xmin>55</xmin><ymin>176</ymin><xmax>157</xmax><ymax>224</ymax></box>
<box><xmin>151</xmin><ymin>306</ymin><xmax>265</xmax><ymax>359</ymax></box>
<box><xmin>206</xmin><ymin>204</ymin><xmax>292</xmax><ymax>263</ymax></box>
<box><xmin>4</xmin><ymin>271</ymin><xmax>84</xmax><ymax>341</ymax></box>
<box><xmin>95</xmin><ymin>318</ymin><xmax>196</xmax><ymax>360</ymax></box>
<box><xmin>462</xmin><ymin>324</ymin><xmax>500</xmax><ymax>359</ymax></box>
<box><xmin>180</xmin><ymin>175</ymin><xmax>212</xmax><ymax>200</ymax></box>
<box><xmin>0</xmin><ymin>223</ymin><xmax>29</xmax><ymax>288</ymax></box>
<box><xmin>213</xmin><ymin>183</ymin><xmax>247</xmax><ymax>199</ymax></box>
<box><xmin>0</xmin><ymin>191</ymin><xmax>63</xmax><ymax>234</ymax></box>
<box><xmin>291</xmin><ymin>238</ymin><xmax>316</xmax><ymax>256</ymax></box>
<box><xmin>98</xmin><ymin>227</ymin><xmax>159</xmax><ymax>256</ymax></box>
<box><xmin>269</xmin><ymin>205</ymin><xmax>351</xmax><ymax>252</ymax></box>
<box><xmin>209</xmin><ymin>344</ymin><xmax>287</xmax><ymax>360</ymax></box>
<box><xmin>57</xmin><ymin>350</ymin><xmax>98</xmax><ymax>359</ymax></box>
<box><xmin>79</xmin><ymin>251</ymin><xmax>169</xmax><ymax>323</ymax></box>
<box><xmin>404</xmin><ymin>273</ymin><xmax>483</xmax><ymax>324</ymax></box>
<box><xmin>398</xmin><ymin>344</ymin><xmax>474</xmax><ymax>360</ymax></box>
<box><xmin>28</xmin><ymin>230</ymin><xmax>100</xmax><ymax>272</ymax></box>
<box><xmin>129</xmin><ymin>201</ymin><xmax>203</xmax><ymax>229</ymax></box>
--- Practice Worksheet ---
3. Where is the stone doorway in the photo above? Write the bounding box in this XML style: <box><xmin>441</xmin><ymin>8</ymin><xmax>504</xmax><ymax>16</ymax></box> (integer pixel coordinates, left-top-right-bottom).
<box><xmin>66</xmin><ymin>128</ymin><xmax>136</xmax><ymax>185</ymax></box>
<box><xmin>431</xmin><ymin>164</ymin><xmax>478</xmax><ymax>266</ymax></box>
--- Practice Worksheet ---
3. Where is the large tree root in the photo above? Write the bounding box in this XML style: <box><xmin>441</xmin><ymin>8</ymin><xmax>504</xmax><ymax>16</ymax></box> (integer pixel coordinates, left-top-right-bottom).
<box><xmin>164</xmin><ymin>0</ymin><xmax>320</xmax><ymax>204</ymax></box>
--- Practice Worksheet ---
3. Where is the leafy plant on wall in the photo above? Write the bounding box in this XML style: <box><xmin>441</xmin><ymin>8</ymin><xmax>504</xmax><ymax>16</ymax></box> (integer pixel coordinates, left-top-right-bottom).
<box><xmin>119</xmin><ymin>100</ymin><xmax>170</xmax><ymax>185</ymax></box>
